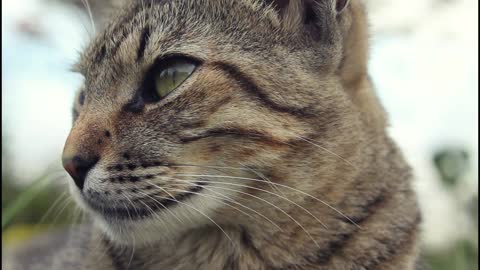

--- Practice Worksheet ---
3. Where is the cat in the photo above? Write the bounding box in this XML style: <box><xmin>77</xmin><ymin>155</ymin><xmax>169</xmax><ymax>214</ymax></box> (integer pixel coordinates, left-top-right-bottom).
<box><xmin>3</xmin><ymin>0</ymin><xmax>423</xmax><ymax>269</ymax></box>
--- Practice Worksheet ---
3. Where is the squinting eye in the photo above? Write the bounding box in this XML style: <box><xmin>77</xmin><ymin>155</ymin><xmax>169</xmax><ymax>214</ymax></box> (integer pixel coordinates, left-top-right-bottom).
<box><xmin>154</xmin><ymin>59</ymin><xmax>197</xmax><ymax>99</ymax></box>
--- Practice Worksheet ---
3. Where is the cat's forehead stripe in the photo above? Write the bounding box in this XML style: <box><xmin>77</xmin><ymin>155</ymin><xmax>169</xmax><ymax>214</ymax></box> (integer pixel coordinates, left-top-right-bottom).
<box><xmin>81</xmin><ymin>1</ymin><xmax>156</xmax><ymax>70</ymax></box>
<box><xmin>136</xmin><ymin>26</ymin><xmax>151</xmax><ymax>61</ymax></box>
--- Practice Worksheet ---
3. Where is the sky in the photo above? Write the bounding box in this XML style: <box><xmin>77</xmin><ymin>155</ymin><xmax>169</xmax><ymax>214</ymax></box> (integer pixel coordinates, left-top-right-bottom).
<box><xmin>2</xmin><ymin>0</ymin><xmax>478</xmax><ymax>250</ymax></box>
<box><xmin>2</xmin><ymin>0</ymin><xmax>89</xmax><ymax>179</ymax></box>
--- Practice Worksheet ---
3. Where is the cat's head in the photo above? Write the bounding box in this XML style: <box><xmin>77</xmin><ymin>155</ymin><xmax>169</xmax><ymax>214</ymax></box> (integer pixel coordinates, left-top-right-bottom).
<box><xmin>63</xmin><ymin>0</ymin><xmax>384</xmax><ymax>245</ymax></box>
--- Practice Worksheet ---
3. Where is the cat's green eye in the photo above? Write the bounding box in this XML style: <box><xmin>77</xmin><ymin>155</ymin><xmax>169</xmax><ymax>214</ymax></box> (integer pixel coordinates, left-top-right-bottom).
<box><xmin>154</xmin><ymin>60</ymin><xmax>197</xmax><ymax>98</ymax></box>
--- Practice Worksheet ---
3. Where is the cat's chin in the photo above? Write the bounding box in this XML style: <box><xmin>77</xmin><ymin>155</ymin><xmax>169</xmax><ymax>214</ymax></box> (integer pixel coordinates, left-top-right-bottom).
<box><xmin>93</xmin><ymin>216</ymin><xmax>188</xmax><ymax>246</ymax></box>
<box><xmin>79</xmin><ymin>205</ymin><xmax>202</xmax><ymax>246</ymax></box>
<box><xmin>69</xmin><ymin>184</ymin><xmax>224</xmax><ymax>246</ymax></box>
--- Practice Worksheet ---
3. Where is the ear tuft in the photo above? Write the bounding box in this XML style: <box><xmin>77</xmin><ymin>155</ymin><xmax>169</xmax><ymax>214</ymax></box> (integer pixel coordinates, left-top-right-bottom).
<box><xmin>335</xmin><ymin>0</ymin><xmax>350</xmax><ymax>14</ymax></box>
<box><xmin>264</xmin><ymin>0</ymin><xmax>305</xmax><ymax>31</ymax></box>
<box><xmin>264</xmin><ymin>0</ymin><xmax>352</xmax><ymax>32</ymax></box>
<box><xmin>264</xmin><ymin>0</ymin><xmax>290</xmax><ymax>12</ymax></box>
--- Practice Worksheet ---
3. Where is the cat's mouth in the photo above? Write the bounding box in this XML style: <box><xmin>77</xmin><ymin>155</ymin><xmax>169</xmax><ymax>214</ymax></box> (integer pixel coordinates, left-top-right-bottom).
<box><xmin>81</xmin><ymin>182</ymin><xmax>207</xmax><ymax>220</ymax></box>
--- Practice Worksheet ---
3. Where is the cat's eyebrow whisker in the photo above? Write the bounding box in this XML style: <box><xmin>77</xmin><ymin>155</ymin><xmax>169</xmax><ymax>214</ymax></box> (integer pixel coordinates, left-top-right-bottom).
<box><xmin>173</xmin><ymin>173</ymin><xmax>359</xmax><ymax>228</ymax></box>
<box><xmin>167</xmin><ymin>176</ymin><xmax>328</xmax><ymax>231</ymax></box>
<box><xmin>165</xmin><ymin>183</ymin><xmax>282</xmax><ymax>231</ymax></box>
<box><xmin>145</xmin><ymin>189</ymin><xmax>237</xmax><ymax>249</ymax></box>
<box><xmin>80</xmin><ymin>0</ymin><xmax>96</xmax><ymax>35</ymax></box>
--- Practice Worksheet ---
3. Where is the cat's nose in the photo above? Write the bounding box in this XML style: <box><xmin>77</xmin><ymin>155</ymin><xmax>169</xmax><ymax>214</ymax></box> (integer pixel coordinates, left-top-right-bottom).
<box><xmin>62</xmin><ymin>117</ymin><xmax>111</xmax><ymax>190</ymax></box>
<box><xmin>63</xmin><ymin>155</ymin><xmax>99</xmax><ymax>190</ymax></box>
<box><xmin>62</xmin><ymin>114</ymin><xmax>111</xmax><ymax>190</ymax></box>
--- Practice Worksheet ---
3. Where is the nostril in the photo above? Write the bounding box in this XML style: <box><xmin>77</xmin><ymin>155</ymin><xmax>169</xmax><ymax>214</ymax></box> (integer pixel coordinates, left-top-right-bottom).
<box><xmin>63</xmin><ymin>155</ymin><xmax>99</xmax><ymax>190</ymax></box>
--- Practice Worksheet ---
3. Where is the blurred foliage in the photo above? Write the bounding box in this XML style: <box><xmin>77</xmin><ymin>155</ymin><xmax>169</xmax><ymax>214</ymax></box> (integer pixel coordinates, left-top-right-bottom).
<box><xmin>1</xmin><ymin>136</ymin><xmax>75</xmax><ymax>246</ymax></box>
<box><xmin>433</xmin><ymin>148</ymin><xmax>470</xmax><ymax>187</ymax></box>
<box><xmin>425</xmin><ymin>240</ymin><xmax>478</xmax><ymax>270</ymax></box>
<box><xmin>2</xmin><ymin>224</ymin><xmax>52</xmax><ymax>247</ymax></box>
<box><xmin>2</xmin><ymin>171</ymin><xmax>69</xmax><ymax>230</ymax></box>
<box><xmin>468</xmin><ymin>195</ymin><xmax>478</xmax><ymax>226</ymax></box>
<box><xmin>426</xmin><ymin>147</ymin><xmax>478</xmax><ymax>270</ymax></box>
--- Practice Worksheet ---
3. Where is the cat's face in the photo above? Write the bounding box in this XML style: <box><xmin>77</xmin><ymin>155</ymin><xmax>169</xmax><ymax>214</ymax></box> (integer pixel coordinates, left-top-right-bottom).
<box><xmin>63</xmin><ymin>0</ymin><xmax>369</xmax><ymax>244</ymax></box>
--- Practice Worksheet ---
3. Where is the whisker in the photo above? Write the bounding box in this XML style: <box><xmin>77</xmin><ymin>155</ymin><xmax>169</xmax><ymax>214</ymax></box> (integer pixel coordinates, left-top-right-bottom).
<box><xmin>203</xmin><ymin>183</ymin><xmax>320</xmax><ymax>248</ymax></box>
<box><xmin>238</xmin><ymin>162</ymin><xmax>286</xmax><ymax>197</ymax></box>
<box><xmin>127</xmin><ymin>226</ymin><xmax>136</xmax><ymax>269</ymax></box>
<box><xmin>193</xmin><ymin>183</ymin><xmax>283</xmax><ymax>231</ymax></box>
<box><xmin>166</xmin><ymin>186</ymin><xmax>282</xmax><ymax>231</ymax></box>
<box><xmin>198</xmin><ymin>127</ymin><xmax>356</xmax><ymax>169</ymax></box>
<box><xmin>168</xmin><ymin>177</ymin><xmax>326</xmax><ymax>232</ymax></box>
<box><xmin>174</xmin><ymin>173</ymin><xmax>359</xmax><ymax>228</ymax></box>
<box><xmin>136</xmin><ymin>190</ymin><xmax>183</xmax><ymax>225</ymax></box>
<box><xmin>167</xmin><ymin>178</ymin><xmax>328</xmax><ymax>235</ymax></box>
<box><xmin>80</xmin><ymin>0</ymin><xmax>96</xmax><ymax>35</ymax></box>
<box><xmin>155</xmin><ymin>176</ymin><xmax>320</xmax><ymax>247</ymax></box>
<box><xmin>144</xmin><ymin>188</ymin><xmax>237</xmax><ymax>249</ymax></box>
<box><xmin>37</xmin><ymin>191</ymin><xmax>68</xmax><ymax>226</ymax></box>
<box><xmin>170</xmin><ymin>163</ymin><xmax>285</xmax><ymax>196</ymax></box>
<box><xmin>71</xmin><ymin>206</ymin><xmax>82</xmax><ymax>225</ymax></box>
<box><xmin>167</xmin><ymin>188</ymin><xmax>255</xmax><ymax>220</ymax></box>
<box><xmin>136</xmin><ymin>196</ymin><xmax>171</xmax><ymax>238</ymax></box>
<box><xmin>121</xmin><ymin>193</ymin><xmax>142</xmax><ymax>221</ymax></box>
<box><xmin>137</xmin><ymin>199</ymin><xmax>161</xmax><ymax>221</ymax></box>
<box><xmin>51</xmin><ymin>199</ymin><xmax>75</xmax><ymax>227</ymax></box>
<box><xmin>294</xmin><ymin>135</ymin><xmax>356</xmax><ymax>168</ymax></box>
<box><xmin>121</xmin><ymin>200</ymin><xmax>133</xmax><ymax>223</ymax></box>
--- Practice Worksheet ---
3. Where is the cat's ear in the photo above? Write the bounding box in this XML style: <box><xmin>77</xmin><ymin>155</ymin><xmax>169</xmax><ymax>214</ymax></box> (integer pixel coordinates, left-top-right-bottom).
<box><xmin>265</xmin><ymin>0</ymin><xmax>351</xmax><ymax>31</ymax></box>
<box><xmin>267</xmin><ymin>0</ymin><xmax>369</xmax><ymax>97</ymax></box>
<box><xmin>335</xmin><ymin>0</ymin><xmax>351</xmax><ymax>14</ymax></box>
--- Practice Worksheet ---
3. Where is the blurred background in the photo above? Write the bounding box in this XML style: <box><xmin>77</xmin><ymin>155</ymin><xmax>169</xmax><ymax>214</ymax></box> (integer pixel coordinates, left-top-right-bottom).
<box><xmin>1</xmin><ymin>0</ymin><xmax>478</xmax><ymax>269</ymax></box>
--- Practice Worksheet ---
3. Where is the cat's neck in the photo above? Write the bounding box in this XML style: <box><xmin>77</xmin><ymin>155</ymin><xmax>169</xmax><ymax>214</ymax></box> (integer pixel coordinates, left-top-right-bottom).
<box><xmin>239</xmin><ymin>149</ymin><xmax>420</xmax><ymax>269</ymax></box>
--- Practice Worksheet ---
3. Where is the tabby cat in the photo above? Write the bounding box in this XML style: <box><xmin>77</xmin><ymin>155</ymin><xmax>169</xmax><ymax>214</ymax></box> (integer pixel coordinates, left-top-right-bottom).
<box><xmin>3</xmin><ymin>0</ymin><xmax>423</xmax><ymax>269</ymax></box>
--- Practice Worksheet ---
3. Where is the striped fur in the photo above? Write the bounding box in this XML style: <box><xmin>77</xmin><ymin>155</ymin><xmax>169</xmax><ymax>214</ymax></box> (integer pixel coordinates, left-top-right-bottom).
<box><xmin>4</xmin><ymin>0</ymin><xmax>422</xmax><ymax>269</ymax></box>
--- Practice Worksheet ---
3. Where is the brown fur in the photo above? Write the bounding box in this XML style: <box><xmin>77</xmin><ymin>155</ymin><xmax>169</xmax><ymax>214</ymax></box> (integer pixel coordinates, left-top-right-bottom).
<box><xmin>4</xmin><ymin>0</ymin><xmax>421</xmax><ymax>269</ymax></box>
